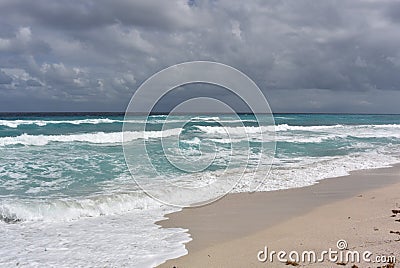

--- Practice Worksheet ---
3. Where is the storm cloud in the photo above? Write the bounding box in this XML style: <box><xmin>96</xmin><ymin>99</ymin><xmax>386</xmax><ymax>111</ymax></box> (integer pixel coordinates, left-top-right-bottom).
<box><xmin>0</xmin><ymin>0</ymin><xmax>399</xmax><ymax>112</ymax></box>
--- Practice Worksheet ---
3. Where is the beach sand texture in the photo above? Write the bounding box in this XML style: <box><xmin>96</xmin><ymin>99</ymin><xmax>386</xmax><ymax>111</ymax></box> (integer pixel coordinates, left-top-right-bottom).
<box><xmin>159</xmin><ymin>165</ymin><xmax>400</xmax><ymax>267</ymax></box>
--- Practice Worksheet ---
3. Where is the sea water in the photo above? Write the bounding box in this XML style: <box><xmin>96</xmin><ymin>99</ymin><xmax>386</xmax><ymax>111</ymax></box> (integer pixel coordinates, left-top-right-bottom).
<box><xmin>0</xmin><ymin>113</ymin><xmax>399</xmax><ymax>267</ymax></box>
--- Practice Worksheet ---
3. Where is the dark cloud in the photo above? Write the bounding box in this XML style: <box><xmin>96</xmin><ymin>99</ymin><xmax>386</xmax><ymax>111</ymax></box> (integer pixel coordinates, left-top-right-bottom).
<box><xmin>0</xmin><ymin>0</ymin><xmax>399</xmax><ymax>112</ymax></box>
<box><xmin>0</xmin><ymin>70</ymin><xmax>12</xmax><ymax>84</ymax></box>
<box><xmin>384</xmin><ymin>1</ymin><xmax>400</xmax><ymax>24</ymax></box>
<box><xmin>0</xmin><ymin>0</ymin><xmax>200</xmax><ymax>31</ymax></box>
<box><xmin>26</xmin><ymin>79</ymin><xmax>42</xmax><ymax>87</ymax></box>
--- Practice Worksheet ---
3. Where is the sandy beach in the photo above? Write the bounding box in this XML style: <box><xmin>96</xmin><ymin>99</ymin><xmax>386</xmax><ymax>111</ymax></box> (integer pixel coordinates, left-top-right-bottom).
<box><xmin>158</xmin><ymin>165</ymin><xmax>400</xmax><ymax>267</ymax></box>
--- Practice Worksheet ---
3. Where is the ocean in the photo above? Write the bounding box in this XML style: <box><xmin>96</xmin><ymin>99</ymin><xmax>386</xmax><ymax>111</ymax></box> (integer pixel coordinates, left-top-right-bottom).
<box><xmin>1</xmin><ymin>113</ymin><xmax>400</xmax><ymax>267</ymax></box>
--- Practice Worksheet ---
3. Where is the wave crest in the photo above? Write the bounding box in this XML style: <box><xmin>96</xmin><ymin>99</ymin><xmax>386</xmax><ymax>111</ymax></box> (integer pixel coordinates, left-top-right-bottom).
<box><xmin>0</xmin><ymin>128</ymin><xmax>181</xmax><ymax>147</ymax></box>
<box><xmin>0</xmin><ymin>192</ymin><xmax>159</xmax><ymax>222</ymax></box>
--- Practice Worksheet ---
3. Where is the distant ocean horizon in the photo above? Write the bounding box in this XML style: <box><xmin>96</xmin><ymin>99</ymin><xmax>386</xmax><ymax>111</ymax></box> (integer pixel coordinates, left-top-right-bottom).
<box><xmin>1</xmin><ymin>113</ymin><xmax>400</xmax><ymax>266</ymax></box>
<box><xmin>1</xmin><ymin>112</ymin><xmax>400</xmax><ymax>115</ymax></box>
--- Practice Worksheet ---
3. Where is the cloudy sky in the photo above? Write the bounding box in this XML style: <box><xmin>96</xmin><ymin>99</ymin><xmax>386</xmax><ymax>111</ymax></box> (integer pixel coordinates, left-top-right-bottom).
<box><xmin>0</xmin><ymin>0</ymin><xmax>400</xmax><ymax>113</ymax></box>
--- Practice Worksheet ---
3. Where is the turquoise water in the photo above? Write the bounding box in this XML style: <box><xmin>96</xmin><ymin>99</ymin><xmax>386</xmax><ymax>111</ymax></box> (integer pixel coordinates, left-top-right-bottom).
<box><xmin>1</xmin><ymin>113</ymin><xmax>400</xmax><ymax>266</ymax></box>
<box><xmin>1</xmin><ymin>114</ymin><xmax>399</xmax><ymax>201</ymax></box>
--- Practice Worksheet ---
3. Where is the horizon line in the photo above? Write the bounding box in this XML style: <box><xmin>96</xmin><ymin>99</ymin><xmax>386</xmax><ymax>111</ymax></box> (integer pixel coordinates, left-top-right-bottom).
<box><xmin>0</xmin><ymin>112</ymin><xmax>399</xmax><ymax>116</ymax></box>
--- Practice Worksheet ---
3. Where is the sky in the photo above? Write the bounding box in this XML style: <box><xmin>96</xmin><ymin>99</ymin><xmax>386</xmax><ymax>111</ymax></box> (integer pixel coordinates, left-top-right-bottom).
<box><xmin>0</xmin><ymin>0</ymin><xmax>400</xmax><ymax>113</ymax></box>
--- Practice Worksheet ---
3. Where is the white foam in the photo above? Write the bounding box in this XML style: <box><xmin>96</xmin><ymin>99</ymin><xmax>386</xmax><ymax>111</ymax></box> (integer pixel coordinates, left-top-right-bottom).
<box><xmin>0</xmin><ymin>118</ymin><xmax>122</xmax><ymax>128</ymax></box>
<box><xmin>0</xmin><ymin>117</ymin><xmax>196</xmax><ymax>128</ymax></box>
<box><xmin>0</xmin><ymin>203</ymin><xmax>190</xmax><ymax>267</ymax></box>
<box><xmin>197</xmin><ymin>124</ymin><xmax>400</xmax><ymax>143</ymax></box>
<box><xmin>191</xmin><ymin>116</ymin><xmax>220</xmax><ymax>121</ymax></box>
<box><xmin>0</xmin><ymin>116</ymin><xmax>267</xmax><ymax>129</ymax></box>
<box><xmin>231</xmin><ymin>147</ymin><xmax>400</xmax><ymax>193</ymax></box>
<box><xmin>0</xmin><ymin>128</ymin><xmax>181</xmax><ymax>147</ymax></box>
<box><xmin>181</xmin><ymin>137</ymin><xmax>201</xmax><ymax>145</ymax></box>
<box><xmin>196</xmin><ymin>125</ymin><xmax>273</xmax><ymax>135</ymax></box>
<box><xmin>0</xmin><ymin>192</ymin><xmax>161</xmax><ymax>222</ymax></box>
<box><xmin>275</xmin><ymin>135</ymin><xmax>334</xmax><ymax>143</ymax></box>
<box><xmin>275</xmin><ymin>124</ymin><xmax>344</xmax><ymax>131</ymax></box>
<box><xmin>275</xmin><ymin>123</ymin><xmax>400</xmax><ymax>132</ymax></box>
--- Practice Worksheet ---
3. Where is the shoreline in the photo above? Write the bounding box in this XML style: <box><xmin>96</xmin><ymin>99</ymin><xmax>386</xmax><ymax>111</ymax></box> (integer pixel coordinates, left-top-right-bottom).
<box><xmin>157</xmin><ymin>164</ymin><xmax>400</xmax><ymax>267</ymax></box>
